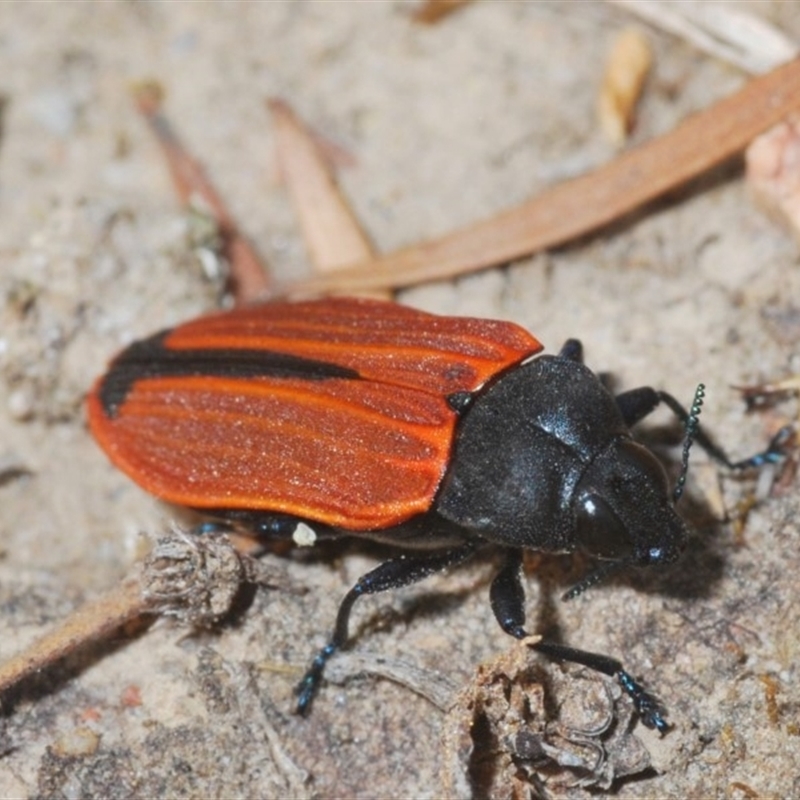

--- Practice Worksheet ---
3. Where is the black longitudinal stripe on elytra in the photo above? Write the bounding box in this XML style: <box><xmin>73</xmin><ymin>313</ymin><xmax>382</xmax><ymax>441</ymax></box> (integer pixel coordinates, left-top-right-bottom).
<box><xmin>99</xmin><ymin>330</ymin><xmax>361</xmax><ymax>418</ymax></box>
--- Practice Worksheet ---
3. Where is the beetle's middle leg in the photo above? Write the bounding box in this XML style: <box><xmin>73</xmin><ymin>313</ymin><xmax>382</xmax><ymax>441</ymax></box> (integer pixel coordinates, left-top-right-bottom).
<box><xmin>295</xmin><ymin>542</ymin><xmax>479</xmax><ymax>714</ymax></box>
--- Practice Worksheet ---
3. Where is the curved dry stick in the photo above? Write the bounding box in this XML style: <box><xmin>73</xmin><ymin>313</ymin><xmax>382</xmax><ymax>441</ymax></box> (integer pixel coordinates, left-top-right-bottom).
<box><xmin>132</xmin><ymin>82</ymin><xmax>271</xmax><ymax>304</ymax></box>
<box><xmin>286</xmin><ymin>58</ymin><xmax>800</xmax><ymax>296</ymax></box>
<box><xmin>0</xmin><ymin>580</ymin><xmax>146</xmax><ymax>699</ymax></box>
<box><xmin>0</xmin><ymin>534</ymin><xmax>287</xmax><ymax>702</ymax></box>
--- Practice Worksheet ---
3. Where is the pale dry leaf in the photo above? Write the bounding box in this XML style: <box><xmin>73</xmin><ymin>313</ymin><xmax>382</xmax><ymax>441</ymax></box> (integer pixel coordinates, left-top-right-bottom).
<box><xmin>608</xmin><ymin>0</ymin><xmax>797</xmax><ymax>74</ymax></box>
<box><xmin>268</xmin><ymin>98</ymin><xmax>389</xmax><ymax>299</ymax></box>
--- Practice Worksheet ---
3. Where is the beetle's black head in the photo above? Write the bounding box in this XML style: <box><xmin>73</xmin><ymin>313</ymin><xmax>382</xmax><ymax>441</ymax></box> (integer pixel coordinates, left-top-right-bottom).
<box><xmin>573</xmin><ymin>439</ymin><xmax>689</xmax><ymax>568</ymax></box>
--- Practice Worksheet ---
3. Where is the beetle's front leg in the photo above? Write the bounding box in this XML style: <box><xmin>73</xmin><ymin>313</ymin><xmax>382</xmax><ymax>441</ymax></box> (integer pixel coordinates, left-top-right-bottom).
<box><xmin>295</xmin><ymin>542</ymin><xmax>479</xmax><ymax>715</ymax></box>
<box><xmin>489</xmin><ymin>547</ymin><xmax>669</xmax><ymax>734</ymax></box>
<box><xmin>489</xmin><ymin>547</ymin><xmax>527</xmax><ymax>638</ymax></box>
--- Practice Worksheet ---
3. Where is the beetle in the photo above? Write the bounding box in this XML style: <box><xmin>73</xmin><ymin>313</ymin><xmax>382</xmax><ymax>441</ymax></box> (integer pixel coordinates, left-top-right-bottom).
<box><xmin>87</xmin><ymin>296</ymin><xmax>785</xmax><ymax>732</ymax></box>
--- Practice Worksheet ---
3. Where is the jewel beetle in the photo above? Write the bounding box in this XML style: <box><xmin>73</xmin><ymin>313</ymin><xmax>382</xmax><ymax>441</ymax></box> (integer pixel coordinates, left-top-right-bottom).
<box><xmin>87</xmin><ymin>296</ymin><xmax>785</xmax><ymax>732</ymax></box>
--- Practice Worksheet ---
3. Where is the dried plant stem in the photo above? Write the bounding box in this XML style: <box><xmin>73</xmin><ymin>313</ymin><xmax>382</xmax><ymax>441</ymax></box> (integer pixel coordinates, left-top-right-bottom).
<box><xmin>132</xmin><ymin>82</ymin><xmax>271</xmax><ymax>304</ymax></box>
<box><xmin>287</xmin><ymin>58</ymin><xmax>800</xmax><ymax>297</ymax></box>
<box><xmin>0</xmin><ymin>534</ymin><xmax>288</xmax><ymax>701</ymax></box>
<box><xmin>0</xmin><ymin>579</ymin><xmax>146</xmax><ymax>698</ymax></box>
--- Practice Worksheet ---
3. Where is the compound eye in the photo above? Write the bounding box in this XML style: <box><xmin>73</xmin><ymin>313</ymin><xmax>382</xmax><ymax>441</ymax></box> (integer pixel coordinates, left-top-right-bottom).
<box><xmin>618</xmin><ymin>441</ymin><xmax>670</xmax><ymax>495</ymax></box>
<box><xmin>575</xmin><ymin>493</ymin><xmax>634</xmax><ymax>560</ymax></box>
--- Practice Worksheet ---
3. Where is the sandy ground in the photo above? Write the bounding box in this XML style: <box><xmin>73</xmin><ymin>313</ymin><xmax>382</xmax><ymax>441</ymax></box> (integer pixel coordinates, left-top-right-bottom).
<box><xmin>1</xmin><ymin>2</ymin><xmax>799</xmax><ymax>798</ymax></box>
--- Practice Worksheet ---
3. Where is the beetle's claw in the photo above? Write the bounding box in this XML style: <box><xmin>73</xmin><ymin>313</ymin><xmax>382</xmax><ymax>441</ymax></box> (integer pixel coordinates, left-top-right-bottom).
<box><xmin>294</xmin><ymin>643</ymin><xmax>337</xmax><ymax>716</ymax></box>
<box><xmin>637</xmin><ymin>696</ymin><xmax>670</xmax><ymax>734</ymax></box>
<box><xmin>617</xmin><ymin>669</ymin><xmax>670</xmax><ymax>735</ymax></box>
<box><xmin>294</xmin><ymin>678</ymin><xmax>315</xmax><ymax>716</ymax></box>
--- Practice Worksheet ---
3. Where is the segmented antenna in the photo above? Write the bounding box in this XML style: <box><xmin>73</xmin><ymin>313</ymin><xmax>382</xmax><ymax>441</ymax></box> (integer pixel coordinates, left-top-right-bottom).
<box><xmin>672</xmin><ymin>383</ymin><xmax>705</xmax><ymax>504</ymax></box>
<box><xmin>562</xmin><ymin>560</ymin><xmax>623</xmax><ymax>601</ymax></box>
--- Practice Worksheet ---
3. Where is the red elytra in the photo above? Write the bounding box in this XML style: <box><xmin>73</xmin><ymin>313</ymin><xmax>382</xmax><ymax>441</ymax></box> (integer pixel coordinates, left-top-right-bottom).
<box><xmin>87</xmin><ymin>297</ymin><xmax>541</xmax><ymax>529</ymax></box>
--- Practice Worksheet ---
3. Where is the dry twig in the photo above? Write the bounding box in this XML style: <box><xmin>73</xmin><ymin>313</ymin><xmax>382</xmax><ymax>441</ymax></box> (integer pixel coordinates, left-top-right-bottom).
<box><xmin>286</xmin><ymin>58</ymin><xmax>800</xmax><ymax>297</ymax></box>
<box><xmin>132</xmin><ymin>82</ymin><xmax>271</xmax><ymax>304</ymax></box>
<box><xmin>0</xmin><ymin>532</ymin><xmax>291</xmax><ymax>701</ymax></box>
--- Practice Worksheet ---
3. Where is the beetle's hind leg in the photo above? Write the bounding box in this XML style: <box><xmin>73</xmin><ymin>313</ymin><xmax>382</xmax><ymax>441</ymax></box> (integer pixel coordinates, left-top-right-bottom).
<box><xmin>490</xmin><ymin>548</ymin><xmax>669</xmax><ymax>733</ymax></box>
<box><xmin>613</xmin><ymin>387</ymin><xmax>790</xmax><ymax>469</ymax></box>
<box><xmin>295</xmin><ymin>542</ymin><xmax>479</xmax><ymax>715</ymax></box>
